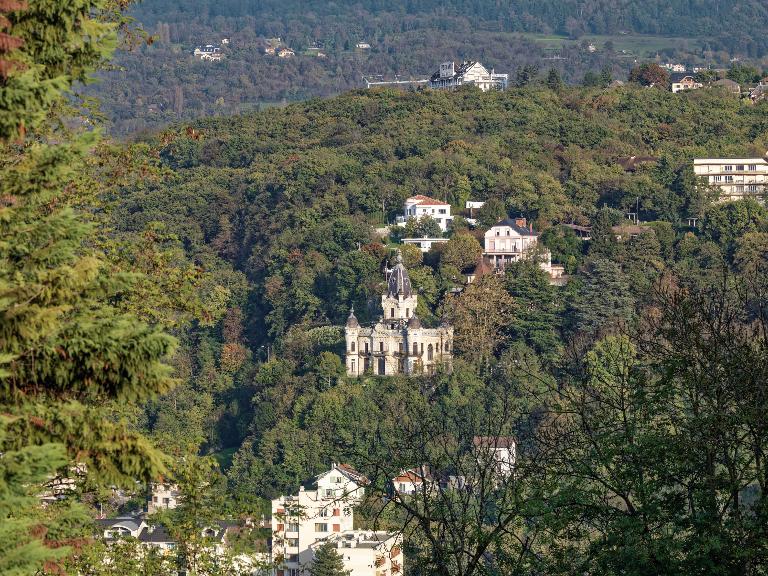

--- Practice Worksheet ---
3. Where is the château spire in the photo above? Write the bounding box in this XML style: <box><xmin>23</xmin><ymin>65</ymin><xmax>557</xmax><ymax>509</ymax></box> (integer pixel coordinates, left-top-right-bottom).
<box><xmin>386</xmin><ymin>250</ymin><xmax>413</xmax><ymax>298</ymax></box>
<box><xmin>346</xmin><ymin>305</ymin><xmax>359</xmax><ymax>328</ymax></box>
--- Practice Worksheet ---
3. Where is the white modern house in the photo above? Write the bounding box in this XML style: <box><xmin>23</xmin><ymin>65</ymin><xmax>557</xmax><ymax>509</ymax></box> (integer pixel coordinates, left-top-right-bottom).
<box><xmin>97</xmin><ymin>517</ymin><xmax>148</xmax><ymax>540</ymax></box>
<box><xmin>429</xmin><ymin>61</ymin><xmax>508</xmax><ymax>91</ymax></box>
<box><xmin>483</xmin><ymin>218</ymin><xmax>562</xmax><ymax>277</ymax></box>
<box><xmin>272</xmin><ymin>464</ymin><xmax>367</xmax><ymax>576</ymax></box>
<box><xmin>193</xmin><ymin>45</ymin><xmax>222</xmax><ymax>61</ymax></box>
<box><xmin>693</xmin><ymin>157</ymin><xmax>768</xmax><ymax>201</ymax></box>
<box><xmin>309</xmin><ymin>531</ymin><xmax>403</xmax><ymax>576</ymax></box>
<box><xmin>397</xmin><ymin>194</ymin><xmax>453</xmax><ymax>232</ymax></box>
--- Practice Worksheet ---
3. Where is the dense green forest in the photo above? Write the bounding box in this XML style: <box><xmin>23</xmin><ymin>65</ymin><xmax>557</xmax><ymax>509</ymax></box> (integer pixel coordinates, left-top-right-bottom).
<box><xmin>96</xmin><ymin>83</ymin><xmax>768</xmax><ymax>572</ymax></box>
<box><xmin>91</xmin><ymin>0</ymin><xmax>768</xmax><ymax>134</ymax></box>
<box><xmin>106</xmin><ymin>83</ymin><xmax>766</xmax><ymax>474</ymax></box>
<box><xmin>6</xmin><ymin>0</ymin><xmax>768</xmax><ymax>573</ymax></box>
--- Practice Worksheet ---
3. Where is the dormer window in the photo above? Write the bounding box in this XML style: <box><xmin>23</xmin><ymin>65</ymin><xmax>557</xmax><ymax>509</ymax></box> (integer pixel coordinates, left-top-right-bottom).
<box><xmin>495</xmin><ymin>230</ymin><xmax>499</xmax><ymax>236</ymax></box>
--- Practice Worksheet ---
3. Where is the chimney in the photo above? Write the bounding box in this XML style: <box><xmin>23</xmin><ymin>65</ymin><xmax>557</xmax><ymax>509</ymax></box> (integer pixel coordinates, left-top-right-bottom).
<box><xmin>514</xmin><ymin>217</ymin><xmax>526</xmax><ymax>228</ymax></box>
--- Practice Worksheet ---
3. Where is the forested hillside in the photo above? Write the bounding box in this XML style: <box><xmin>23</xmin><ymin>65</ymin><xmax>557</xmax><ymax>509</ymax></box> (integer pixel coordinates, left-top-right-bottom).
<box><xmin>8</xmin><ymin>0</ymin><xmax>768</xmax><ymax>574</ymax></box>
<box><xmin>93</xmin><ymin>83</ymin><xmax>768</xmax><ymax>572</ymax></box>
<box><xmin>92</xmin><ymin>0</ymin><xmax>768</xmax><ymax>134</ymax></box>
<box><xmin>133</xmin><ymin>0</ymin><xmax>768</xmax><ymax>40</ymax></box>
<box><xmin>106</xmin><ymin>83</ymin><xmax>767</xmax><ymax>477</ymax></box>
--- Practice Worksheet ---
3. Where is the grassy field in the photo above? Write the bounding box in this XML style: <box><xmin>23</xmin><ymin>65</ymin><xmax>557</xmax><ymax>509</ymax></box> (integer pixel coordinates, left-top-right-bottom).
<box><xmin>519</xmin><ymin>33</ymin><xmax>705</xmax><ymax>56</ymax></box>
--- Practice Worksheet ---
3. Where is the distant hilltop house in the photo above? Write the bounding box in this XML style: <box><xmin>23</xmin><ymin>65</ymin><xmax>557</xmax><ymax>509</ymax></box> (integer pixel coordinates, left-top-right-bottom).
<box><xmin>661</xmin><ymin>62</ymin><xmax>687</xmax><ymax>72</ymax></box>
<box><xmin>481</xmin><ymin>218</ymin><xmax>563</xmax><ymax>279</ymax></box>
<box><xmin>277</xmin><ymin>47</ymin><xmax>295</xmax><ymax>58</ymax></box>
<box><xmin>429</xmin><ymin>61</ymin><xmax>508</xmax><ymax>92</ymax></box>
<box><xmin>344</xmin><ymin>251</ymin><xmax>453</xmax><ymax>376</ymax></box>
<box><xmin>193</xmin><ymin>44</ymin><xmax>223</xmax><ymax>61</ymax></box>
<box><xmin>356</xmin><ymin>41</ymin><xmax>371</xmax><ymax>49</ymax></box>
<box><xmin>147</xmin><ymin>482</ymin><xmax>180</xmax><ymax>514</ymax></box>
<box><xmin>670</xmin><ymin>73</ymin><xmax>702</xmax><ymax>93</ymax></box>
<box><xmin>750</xmin><ymin>78</ymin><xmax>768</xmax><ymax>102</ymax></box>
<box><xmin>694</xmin><ymin>157</ymin><xmax>768</xmax><ymax>201</ymax></box>
<box><xmin>396</xmin><ymin>194</ymin><xmax>453</xmax><ymax>232</ymax></box>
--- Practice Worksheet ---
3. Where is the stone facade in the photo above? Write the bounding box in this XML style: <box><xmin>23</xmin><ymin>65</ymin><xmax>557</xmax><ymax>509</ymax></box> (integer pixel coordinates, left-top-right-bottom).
<box><xmin>345</xmin><ymin>252</ymin><xmax>453</xmax><ymax>376</ymax></box>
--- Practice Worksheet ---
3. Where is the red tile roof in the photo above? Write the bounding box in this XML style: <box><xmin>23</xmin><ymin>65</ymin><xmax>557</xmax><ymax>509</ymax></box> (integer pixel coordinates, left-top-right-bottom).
<box><xmin>472</xmin><ymin>436</ymin><xmax>515</xmax><ymax>449</ymax></box>
<box><xmin>407</xmin><ymin>194</ymin><xmax>450</xmax><ymax>206</ymax></box>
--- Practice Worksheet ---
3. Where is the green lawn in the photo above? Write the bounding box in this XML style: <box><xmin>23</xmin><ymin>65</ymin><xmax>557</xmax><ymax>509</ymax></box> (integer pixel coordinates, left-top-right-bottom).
<box><xmin>519</xmin><ymin>32</ymin><xmax>705</xmax><ymax>56</ymax></box>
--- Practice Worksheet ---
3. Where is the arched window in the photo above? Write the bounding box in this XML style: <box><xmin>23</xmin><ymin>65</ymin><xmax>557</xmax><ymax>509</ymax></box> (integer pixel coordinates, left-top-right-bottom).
<box><xmin>406</xmin><ymin>308</ymin><xmax>410</xmax><ymax>317</ymax></box>
<box><xmin>445</xmin><ymin>342</ymin><xmax>450</xmax><ymax>352</ymax></box>
<box><xmin>379</xmin><ymin>341</ymin><xmax>384</xmax><ymax>352</ymax></box>
<box><xmin>413</xmin><ymin>342</ymin><xmax>418</xmax><ymax>355</ymax></box>
<box><xmin>427</xmin><ymin>344</ymin><xmax>433</xmax><ymax>361</ymax></box>
<box><xmin>364</xmin><ymin>342</ymin><xmax>369</xmax><ymax>353</ymax></box>
<box><xmin>390</xmin><ymin>307</ymin><xmax>395</xmax><ymax>318</ymax></box>
<box><xmin>351</xmin><ymin>341</ymin><xmax>355</xmax><ymax>352</ymax></box>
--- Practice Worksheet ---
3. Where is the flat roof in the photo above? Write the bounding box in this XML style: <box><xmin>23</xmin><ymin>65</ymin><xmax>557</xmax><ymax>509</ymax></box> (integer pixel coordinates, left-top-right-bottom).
<box><xmin>694</xmin><ymin>158</ymin><xmax>768</xmax><ymax>163</ymax></box>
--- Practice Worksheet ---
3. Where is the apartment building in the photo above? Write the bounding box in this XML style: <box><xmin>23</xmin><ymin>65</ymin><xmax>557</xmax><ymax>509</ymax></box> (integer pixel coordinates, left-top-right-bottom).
<box><xmin>272</xmin><ymin>464</ymin><xmax>367</xmax><ymax>576</ymax></box>
<box><xmin>309</xmin><ymin>531</ymin><xmax>404</xmax><ymax>576</ymax></box>
<box><xmin>693</xmin><ymin>157</ymin><xmax>768</xmax><ymax>201</ymax></box>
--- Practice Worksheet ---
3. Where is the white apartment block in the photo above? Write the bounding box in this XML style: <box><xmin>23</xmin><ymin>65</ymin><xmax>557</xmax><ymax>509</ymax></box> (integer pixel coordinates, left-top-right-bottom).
<box><xmin>309</xmin><ymin>531</ymin><xmax>403</xmax><ymax>576</ymax></box>
<box><xmin>693</xmin><ymin>157</ymin><xmax>768</xmax><ymax>201</ymax></box>
<box><xmin>483</xmin><ymin>218</ymin><xmax>561</xmax><ymax>277</ymax></box>
<box><xmin>429</xmin><ymin>61</ymin><xmax>508</xmax><ymax>92</ymax></box>
<box><xmin>272</xmin><ymin>464</ymin><xmax>367</xmax><ymax>576</ymax></box>
<box><xmin>396</xmin><ymin>194</ymin><xmax>453</xmax><ymax>232</ymax></box>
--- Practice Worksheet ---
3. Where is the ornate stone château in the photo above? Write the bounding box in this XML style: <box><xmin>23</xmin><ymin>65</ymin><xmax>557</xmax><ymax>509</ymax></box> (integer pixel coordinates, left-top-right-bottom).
<box><xmin>345</xmin><ymin>252</ymin><xmax>453</xmax><ymax>376</ymax></box>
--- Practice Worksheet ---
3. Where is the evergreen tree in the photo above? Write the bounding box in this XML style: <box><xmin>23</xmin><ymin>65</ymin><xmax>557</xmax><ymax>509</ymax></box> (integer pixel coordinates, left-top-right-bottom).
<box><xmin>503</xmin><ymin>261</ymin><xmax>563</xmax><ymax>361</ymax></box>
<box><xmin>1</xmin><ymin>1</ymin><xmax>175</xmax><ymax>572</ymax></box>
<box><xmin>546</xmin><ymin>67</ymin><xmax>563</xmax><ymax>91</ymax></box>
<box><xmin>310</xmin><ymin>542</ymin><xmax>351</xmax><ymax>576</ymax></box>
<box><xmin>571</xmin><ymin>258</ymin><xmax>635</xmax><ymax>334</ymax></box>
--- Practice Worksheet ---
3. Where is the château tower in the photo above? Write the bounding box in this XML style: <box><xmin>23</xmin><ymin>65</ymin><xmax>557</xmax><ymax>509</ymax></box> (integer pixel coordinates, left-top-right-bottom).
<box><xmin>344</xmin><ymin>251</ymin><xmax>453</xmax><ymax>376</ymax></box>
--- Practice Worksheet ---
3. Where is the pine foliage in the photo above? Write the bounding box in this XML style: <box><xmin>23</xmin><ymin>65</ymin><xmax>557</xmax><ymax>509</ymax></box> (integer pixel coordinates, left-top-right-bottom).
<box><xmin>310</xmin><ymin>542</ymin><xmax>351</xmax><ymax>576</ymax></box>
<box><xmin>0</xmin><ymin>1</ymin><xmax>176</xmax><ymax>573</ymax></box>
